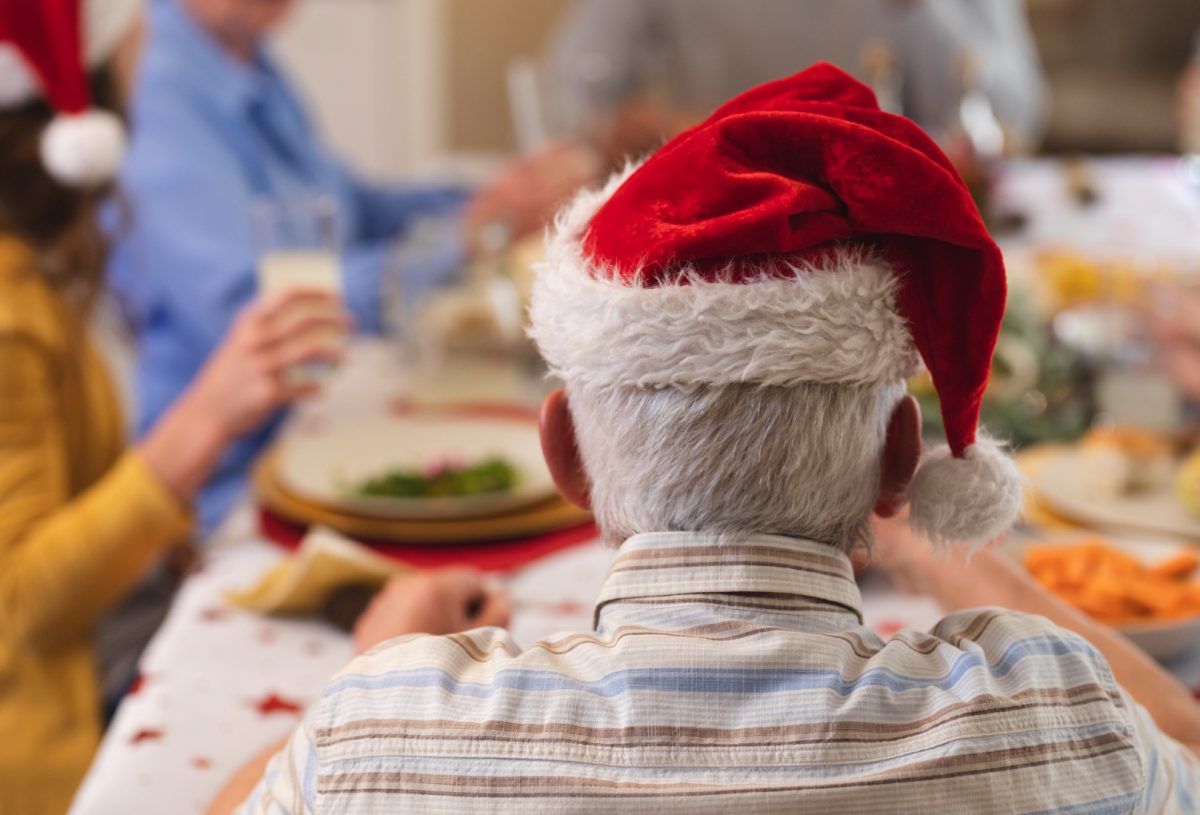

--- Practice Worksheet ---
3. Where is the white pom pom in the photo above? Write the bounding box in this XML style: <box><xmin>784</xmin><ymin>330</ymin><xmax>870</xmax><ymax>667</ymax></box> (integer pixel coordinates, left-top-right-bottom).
<box><xmin>39</xmin><ymin>110</ymin><xmax>126</xmax><ymax>187</ymax></box>
<box><xmin>908</xmin><ymin>434</ymin><xmax>1025</xmax><ymax>548</ymax></box>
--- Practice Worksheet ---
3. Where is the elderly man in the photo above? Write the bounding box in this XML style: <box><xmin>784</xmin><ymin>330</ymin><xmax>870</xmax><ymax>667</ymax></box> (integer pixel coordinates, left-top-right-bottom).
<box><xmin>111</xmin><ymin>0</ymin><xmax>587</xmax><ymax>532</ymax></box>
<box><xmin>220</xmin><ymin>65</ymin><xmax>1200</xmax><ymax>813</ymax></box>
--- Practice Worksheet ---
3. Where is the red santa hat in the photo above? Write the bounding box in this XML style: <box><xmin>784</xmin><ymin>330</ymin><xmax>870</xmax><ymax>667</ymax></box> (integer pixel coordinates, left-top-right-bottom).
<box><xmin>529</xmin><ymin>63</ymin><xmax>1024</xmax><ymax>546</ymax></box>
<box><xmin>0</xmin><ymin>0</ymin><xmax>142</xmax><ymax>186</ymax></box>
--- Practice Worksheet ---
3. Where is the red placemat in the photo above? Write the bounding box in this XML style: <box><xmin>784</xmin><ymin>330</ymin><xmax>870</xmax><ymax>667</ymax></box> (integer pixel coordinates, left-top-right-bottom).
<box><xmin>259</xmin><ymin>508</ymin><xmax>599</xmax><ymax>572</ymax></box>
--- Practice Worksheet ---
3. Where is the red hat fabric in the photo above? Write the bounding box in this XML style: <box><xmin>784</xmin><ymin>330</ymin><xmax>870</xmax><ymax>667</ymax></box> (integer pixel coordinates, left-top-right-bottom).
<box><xmin>0</xmin><ymin>0</ymin><xmax>90</xmax><ymax>114</ymax></box>
<box><xmin>530</xmin><ymin>63</ymin><xmax>1023</xmax><ymax>545</ymax></box>
<box><xmin>0</xmin><ymin>0</ymin><xmax>139</xmax><ymax>185</ymax></box>
<box><xmin>584</xmin><ymin>62</ymin><xmax>1004</xmax><ymax>460</ymax></box>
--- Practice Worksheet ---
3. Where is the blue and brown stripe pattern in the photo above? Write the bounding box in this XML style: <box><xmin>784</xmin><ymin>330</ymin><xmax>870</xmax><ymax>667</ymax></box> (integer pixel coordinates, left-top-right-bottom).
<box><xmin>242</xmin><ymin>533</ymin><xmax>1199</xmax><ymax>814</ymax></box>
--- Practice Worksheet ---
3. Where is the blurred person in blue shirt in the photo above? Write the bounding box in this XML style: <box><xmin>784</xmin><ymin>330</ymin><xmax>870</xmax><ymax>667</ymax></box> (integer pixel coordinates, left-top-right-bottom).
<box><xmin>112</xmin><ymin>0</ymin><xmax>586</xmax><ymax>533</ymax></box>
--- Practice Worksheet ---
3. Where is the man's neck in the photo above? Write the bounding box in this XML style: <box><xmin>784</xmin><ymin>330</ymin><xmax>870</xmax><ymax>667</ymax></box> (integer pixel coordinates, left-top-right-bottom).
<box><xmin>180</xmin><ymin>1</ymin><xmax>258</xmax><ymax>65</ymax></box>
<box><xmin>209</xmin><ymin>25</ymin><xmax>256</xmax><ymax>64</ymax></box>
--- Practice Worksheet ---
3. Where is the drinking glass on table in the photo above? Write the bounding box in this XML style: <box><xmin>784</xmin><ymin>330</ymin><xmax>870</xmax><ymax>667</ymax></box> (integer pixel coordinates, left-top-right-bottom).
<box><xmin>253</xmin><ymin>193</ymin><xmax>347</xmax><ymax>386</ymax></box>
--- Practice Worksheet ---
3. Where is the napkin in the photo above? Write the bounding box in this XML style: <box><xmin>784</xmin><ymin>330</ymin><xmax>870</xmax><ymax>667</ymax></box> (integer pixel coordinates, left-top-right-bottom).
<box><xmin>228</xmin><ymin>526</ymin><xmax>406</xmax><ymax>615</ymax></box>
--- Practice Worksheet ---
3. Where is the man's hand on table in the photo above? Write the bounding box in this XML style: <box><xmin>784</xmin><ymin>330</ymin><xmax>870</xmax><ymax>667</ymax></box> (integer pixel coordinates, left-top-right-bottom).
<box><xmin>353</xmin><ymin>568</ymin><xmax>511</xmax><ymax>654</ymax></box>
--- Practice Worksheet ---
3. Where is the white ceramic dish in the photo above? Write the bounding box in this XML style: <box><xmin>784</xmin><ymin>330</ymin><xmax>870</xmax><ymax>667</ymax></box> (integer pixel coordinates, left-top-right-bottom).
<box><xmin>1032</xmin><ymin>449</ymin><xmax>1200</xmax><ymax>542</ymax></box>
<box><xmin>276</xmin><ymin>414</ymin><xmax>556</xmax><ymax>520</ymax></box>
<box><xmin>1004</xmin><ymin>535</ymin><xmax>1200</xmax><ymax>663</ymax></box>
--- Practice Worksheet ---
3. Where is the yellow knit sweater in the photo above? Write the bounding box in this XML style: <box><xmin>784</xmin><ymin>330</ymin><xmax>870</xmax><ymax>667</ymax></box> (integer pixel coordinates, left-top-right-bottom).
<box><xmin>0</xmin><ymin>237</ymin><xmax>192</xmax><ymax>814</ymax></box>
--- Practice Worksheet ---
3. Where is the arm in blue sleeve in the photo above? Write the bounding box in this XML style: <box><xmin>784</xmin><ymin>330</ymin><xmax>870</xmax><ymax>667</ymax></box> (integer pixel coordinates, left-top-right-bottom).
<box><xmin>343</xmin><ymin>170</ymin><xmax>470</xmax><ymax>244</ymax></box>
<box><xmin>335</xmin><ymin>169</ymin><xmax>471</xmax><ymax>331</ymax></box>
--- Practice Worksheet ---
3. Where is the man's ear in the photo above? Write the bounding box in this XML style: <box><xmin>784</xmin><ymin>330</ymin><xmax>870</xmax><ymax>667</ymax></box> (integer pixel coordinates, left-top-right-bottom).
<box><xmin>538</xmin><ymin>389</ymin><xmax>591</xmax><ymax>510</ymax></box>
<box><xmin>873</xmin><ymin>394</ymin><xmax>921</xmax><ymax>518</ymax></box>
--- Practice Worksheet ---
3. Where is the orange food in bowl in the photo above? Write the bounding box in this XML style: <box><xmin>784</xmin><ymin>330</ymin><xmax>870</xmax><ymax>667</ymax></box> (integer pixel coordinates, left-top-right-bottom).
<box><xmin>1023</xmin><ymin>539</ymin><xmax>1200</xmax><ymax>626</ymax></box>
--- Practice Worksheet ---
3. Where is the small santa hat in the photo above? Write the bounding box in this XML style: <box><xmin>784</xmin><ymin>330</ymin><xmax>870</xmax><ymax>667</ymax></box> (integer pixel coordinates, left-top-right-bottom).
<box><xmin>529</xmin><ymin>63</ymin><xmax>1024</xmax><ymax>546</ymax></box>
<box><xmin>0</xmin><ymin>0</ymin><xmax>143</xmax><ymax>186</ymax></box>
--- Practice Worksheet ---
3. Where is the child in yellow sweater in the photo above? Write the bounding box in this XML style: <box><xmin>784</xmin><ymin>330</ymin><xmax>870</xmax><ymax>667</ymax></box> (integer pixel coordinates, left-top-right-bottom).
<box><xmin>0</xmin><ymin>2</ymin><xmax>346</xmax><ymax>811</ymax></box>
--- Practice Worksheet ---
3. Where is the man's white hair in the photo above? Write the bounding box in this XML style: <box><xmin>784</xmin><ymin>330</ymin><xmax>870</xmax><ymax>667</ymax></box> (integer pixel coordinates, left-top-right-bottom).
<box><xmin>566</xmin><ymin>380</ymin><xmax>907</xmax><ymax>552</ymax></box>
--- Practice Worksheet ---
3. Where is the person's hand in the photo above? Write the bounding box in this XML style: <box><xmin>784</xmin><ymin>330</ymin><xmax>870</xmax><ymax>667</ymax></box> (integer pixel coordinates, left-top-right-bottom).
<box><xmin>461</xmin><ymin>142</ymin><xmax>601</xmax><ymax>252</ymax></box>
<box><xmin>138</xmin><ymin>291</ymin><xmax>350</xmax><ymax>502</ymax></box>
<box><xmin>868</xmin><ymin>512</ymin><xmax>938</xmax><ymax>595</ymax></box>
<box><xmin>1149</xmin><ymin>285</ymin><xmax>1200</xmax><ymax>403</ymax></box>
<box><xmin>353</xmin><ymin>568</ymin><xmax>511</xmax><ymax>653</ymax></box>
<box><xmin>188</xmin><ymin>291</ymin><xmax>350</xmax><ymax>439</ymax></box>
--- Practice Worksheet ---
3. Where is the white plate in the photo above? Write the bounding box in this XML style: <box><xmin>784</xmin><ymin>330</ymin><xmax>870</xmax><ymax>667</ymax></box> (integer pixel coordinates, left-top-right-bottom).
<box><xmin>1004</xmin><ymin>536</ymin><xmax>1200</xmax><ymax>663</ymax></box>
<box><xmin>1033</xmin><ymin>450</ymin><xmax>1200</xmax><ymax>542</ymax></box>
<box><xmin>276</xmin><ymin>414</ymin><xmax>556</xmax><ymax>520</ymax></box>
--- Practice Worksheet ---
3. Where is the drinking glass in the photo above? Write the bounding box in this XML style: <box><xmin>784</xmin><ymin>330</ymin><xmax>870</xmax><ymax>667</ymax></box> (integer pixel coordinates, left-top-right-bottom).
<box><xmin>253</xmin><ymin>192</ymin><xmax>345</xmax><ymax>385</ymax></box>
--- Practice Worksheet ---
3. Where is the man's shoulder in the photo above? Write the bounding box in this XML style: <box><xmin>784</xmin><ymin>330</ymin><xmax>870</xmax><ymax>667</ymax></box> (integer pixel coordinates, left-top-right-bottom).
<box><xmin>927</xmin><ymin>606</ymin><xmax>1125</xmax><ymax>696</ymax></box>
<box><xmin>311</xmin><ymin>628</ymin><xmax>524</xmax><ymax>715</ymax></box>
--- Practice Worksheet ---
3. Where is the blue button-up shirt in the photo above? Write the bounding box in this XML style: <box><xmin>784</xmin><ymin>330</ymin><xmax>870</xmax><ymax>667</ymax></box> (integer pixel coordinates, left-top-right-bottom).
<box><xmin>111</xmin><ymin>1</ymin><xmax>468</xmax><ymax>532</ymax></box>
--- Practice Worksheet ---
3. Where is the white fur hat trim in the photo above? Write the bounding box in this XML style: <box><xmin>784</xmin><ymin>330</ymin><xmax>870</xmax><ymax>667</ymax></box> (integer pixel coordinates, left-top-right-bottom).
<box><xmin>40</xmin><ymin>110</ymin><xmax>126</xmax><ymax>187</ymax></box>
<box><xmin>529</xmin><ymin>166</ymin><xmax>920</xmax><ymax>391</ymax></box>
<box><xmin>908</xmin><ymin>434</ymin><xmax>1025</xmax><ymax>547</ymax></box>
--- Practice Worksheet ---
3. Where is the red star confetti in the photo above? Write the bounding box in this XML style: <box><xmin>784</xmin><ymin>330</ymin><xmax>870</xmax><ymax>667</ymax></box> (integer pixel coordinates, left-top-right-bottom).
<box><xmin>127</xmin><ymin>673</ymin><xmax>147</xmax><ymax>695</ymax></box>
<box><xmin>874</xmin><ymin>619</ymin><xmax>906</xmax><ymax>638</ymax></box>
<box><xmin>129</xmin><ymin>728</ymin><xmax>164</xmax><ymax>745</ymax></box>
<box><xmin>257</xmin><ymin>626</ymin><xmax>278</xmax><ymax>644</ymax></box>
<box><xmin>252</xmin><ymin>693</ymin><xmax>305</xmax><ymax>716</ymax></box>
<box><xmin>199</xmin><ymin>607</ymin><xmax>230</xmax><ymax>623</ymax></box>
<box><xmin>536</xmin><ymin>600</ymin><xmax>588</xmax><ymax>617</ymax></box>
<box><xmin>191</xmin><ymin>757</ymin><xmax>212</xmax><ymax>770</ymax></box>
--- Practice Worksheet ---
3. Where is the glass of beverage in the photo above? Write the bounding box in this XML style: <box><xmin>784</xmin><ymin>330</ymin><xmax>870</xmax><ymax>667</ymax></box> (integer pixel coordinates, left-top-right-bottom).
<box><xmin>253</xmin><ymin>192</ymin><xmax>345</xmax><ymax>386</ymax></box>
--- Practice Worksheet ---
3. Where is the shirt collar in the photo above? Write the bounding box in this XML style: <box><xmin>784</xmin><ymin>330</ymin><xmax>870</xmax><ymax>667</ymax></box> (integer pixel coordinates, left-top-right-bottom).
<box><xmin>151</xmin><ymin>1</ymin><xmax>281</xmax><ymax>115</ymax></box>
<box><xmin>593</xmin><ymin>532</ymin><xmax>862</xmax><ymax>628</ymax></box>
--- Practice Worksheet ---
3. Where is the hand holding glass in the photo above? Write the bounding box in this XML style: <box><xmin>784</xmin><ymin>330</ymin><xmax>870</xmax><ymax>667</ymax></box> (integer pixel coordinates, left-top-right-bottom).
<box><xmin>254</xmin><ymin>194</ymin><xmax>347</xmax><ymax>387</ymax></box>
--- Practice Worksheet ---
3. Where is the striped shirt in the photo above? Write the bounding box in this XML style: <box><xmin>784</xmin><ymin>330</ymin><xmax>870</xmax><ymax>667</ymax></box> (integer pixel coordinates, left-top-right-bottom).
<box><xmin>242</xmin><ymin>533</ymin><xmax>1200</xmax><ymax>813</ymax></box>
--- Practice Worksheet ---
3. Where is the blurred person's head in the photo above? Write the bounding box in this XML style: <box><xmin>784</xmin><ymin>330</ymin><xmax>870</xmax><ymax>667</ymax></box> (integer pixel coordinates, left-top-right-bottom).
<box><xmin>529</xmin><ymin>65</ymin><xmax>1026</xmax><ymax>553</ymax></box>
<box><xmin>179</xmin><ymin>0</ymin><xmax>298</xmax><ymax>59</ymax></box>
<box><xmin>0</xmin><ymin>0</ymin><xmax>144</xmax><ymax>304</ymax></box>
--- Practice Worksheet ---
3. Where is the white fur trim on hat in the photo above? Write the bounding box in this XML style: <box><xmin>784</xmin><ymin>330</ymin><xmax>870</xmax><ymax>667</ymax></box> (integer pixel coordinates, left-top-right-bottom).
<box><xmin>907</xmin><ymin>434</ymin><xmax>1025</xmax><ymax>547</ymax></box>
<box><xmin>40</xmin><ymin>110</ymin><xmax>126</xmax><ymax>186</ymax></box>
<box><xmin>528</xmin><ymin>166</ymin><xmax>920</xmax><ymax>391</ymax></box>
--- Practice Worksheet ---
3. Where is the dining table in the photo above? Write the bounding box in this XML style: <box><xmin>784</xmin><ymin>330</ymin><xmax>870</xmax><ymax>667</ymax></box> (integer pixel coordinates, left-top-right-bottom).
<box><xmin>69</xmin><ymin>156</ymin><xmax>1200</xmax><ymax>814</ymax></box>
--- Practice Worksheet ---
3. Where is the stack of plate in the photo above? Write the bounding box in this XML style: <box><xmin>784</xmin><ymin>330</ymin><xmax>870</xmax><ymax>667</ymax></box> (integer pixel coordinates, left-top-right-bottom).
<box><xmin>254</xmin><ymin>411</ymin><xmax>591</xmax><ymax>544</ymax></box>
<box><xmin>1030</xmin><ymin>448</ymin><xmax>1200</xmax><ymax>542</ymax></box>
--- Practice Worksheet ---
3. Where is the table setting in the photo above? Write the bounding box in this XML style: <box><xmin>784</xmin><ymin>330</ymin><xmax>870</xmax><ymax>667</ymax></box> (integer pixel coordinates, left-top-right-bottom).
<box><xmin>68</xmin><ymin>154</ymin><xmax>1200</xmax><ymax>814</ymax></box>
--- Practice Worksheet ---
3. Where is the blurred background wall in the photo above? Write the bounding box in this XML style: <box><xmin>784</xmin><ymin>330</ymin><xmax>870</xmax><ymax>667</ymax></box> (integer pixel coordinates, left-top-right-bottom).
<box><xmin>1029</xmin><ymin>0</ymin><xmax>1200</xmax><ymax>153</ymax></box>
<box><xmin>272</xmin><ymin>0</ymin><xmax>1200</xmax><ymax>178</ymax></box>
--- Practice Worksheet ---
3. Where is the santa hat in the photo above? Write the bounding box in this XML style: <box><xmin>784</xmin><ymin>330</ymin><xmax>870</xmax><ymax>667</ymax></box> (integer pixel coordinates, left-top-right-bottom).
<box><xmin>529</xmin><ymin>63</ymin><xmax>1024</xmax><ymax>546</ymax></box>
<box><xmin>0</xmin><ymin>0</ymin><xmax>142</xmax><ymax>186</ymax></box>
